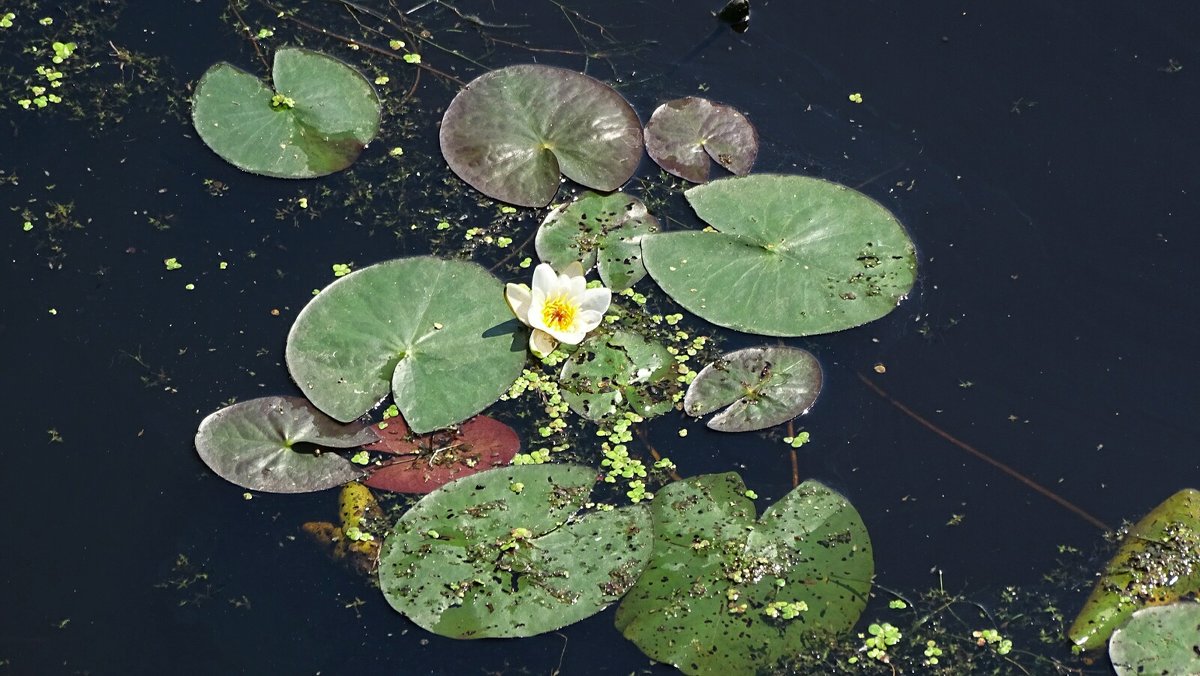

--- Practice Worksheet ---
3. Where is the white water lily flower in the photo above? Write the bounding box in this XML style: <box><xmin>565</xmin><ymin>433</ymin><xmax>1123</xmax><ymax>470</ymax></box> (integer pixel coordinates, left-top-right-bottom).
<box><xmin>505</xmin><ymin>261</ymin><xmax>611</xmax><ymax>358</ymax></box>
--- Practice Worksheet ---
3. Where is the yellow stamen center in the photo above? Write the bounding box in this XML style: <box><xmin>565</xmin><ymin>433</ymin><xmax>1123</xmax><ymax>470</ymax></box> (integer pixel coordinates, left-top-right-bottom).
<box><xmin>541</xmin><ymin>295</ymin><xmax>577</xmax><ymax>332</ymax></box>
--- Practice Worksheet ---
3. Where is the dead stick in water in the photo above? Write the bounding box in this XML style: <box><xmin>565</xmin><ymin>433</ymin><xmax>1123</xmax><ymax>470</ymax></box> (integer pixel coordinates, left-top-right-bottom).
<box><xmin>856</xmin><ymin>372</ymin><xmax>1111</xmax><ymax>532</ymax></box>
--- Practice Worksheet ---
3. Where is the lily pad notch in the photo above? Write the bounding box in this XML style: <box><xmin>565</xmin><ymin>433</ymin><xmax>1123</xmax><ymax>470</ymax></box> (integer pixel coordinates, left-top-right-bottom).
<box><xmin>642</xmin><ymin>174</ymin><xmax>917</xmax><ymax>337</ymax></box>
<box><xmin>644</xmin><ymin>96</ymin><xmax>758</xmax><ymax>183</ymax></box>
<box><xmin>286</xmin><ymin>257</ymin><xmax>527</xmax><ymax>434</ymax></box>
<box><xmin>192</xmin><ymin>46</ymin><xmax>381</xmax><ymax>178</ymax></box>
<box><xmin>439</xmin><ymin>64</ymin><xmax>643</xmax><ymax>207</ymax></box>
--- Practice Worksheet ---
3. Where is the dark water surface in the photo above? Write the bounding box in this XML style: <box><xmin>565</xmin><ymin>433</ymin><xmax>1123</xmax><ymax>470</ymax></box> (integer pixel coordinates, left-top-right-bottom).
<box><xmin>2</xmin><ymin>1</ymin><xmax>1198</xmax><ymax>673</ymax></box>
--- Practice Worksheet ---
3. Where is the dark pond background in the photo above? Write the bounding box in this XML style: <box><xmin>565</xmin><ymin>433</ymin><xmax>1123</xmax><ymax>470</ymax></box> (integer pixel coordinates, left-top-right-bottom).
<box><xmin>2</xmin><ymin>1</ymin><xmax>1198</xmax><ymax>673</ymax></box>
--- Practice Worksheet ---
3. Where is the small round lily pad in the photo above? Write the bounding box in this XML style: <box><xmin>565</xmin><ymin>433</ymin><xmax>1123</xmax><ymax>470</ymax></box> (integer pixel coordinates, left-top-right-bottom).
<box><xmin>684</xmin><ymin>345</ymin><xmax>822</xmax><ymax>432</ymax></box>
<box><xmin>559</xmin><ymin>330</ymin><xmax>678</xmax><ymax>422</ymax></box>
<box><xmin>644</xmin><ymin>96</ymin><xmax>757</xmax><ymax>183</ymax></box>
<box><xmin>192</xmin><ymin>47</ymin><xmax>381</xmax><ymax>178</ymax></box>
<box><xmin>439</xmin><ymin>64</ymin><xmax>643</xmax><ymax>207</ymax></box>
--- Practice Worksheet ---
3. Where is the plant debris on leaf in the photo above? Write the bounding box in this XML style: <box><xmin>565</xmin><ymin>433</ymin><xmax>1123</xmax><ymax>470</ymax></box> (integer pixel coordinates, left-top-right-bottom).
<box><xmin>641</xmin><ymin>174</ymin><xmax>917</xmax><ymax>336</ymax></box>
<box><xmin>194</xmin><ymin>396</ymin><xmax>376</xmax><ymax>493</ymax></box>
<box><xmin>1068</xmin><ymin>488</ymin><xmax>1200</xmax><ymax>651</ymax></box>
<box><xmin>615</xmin><ymin>473</ymin><xmax>873</xmax><ymax>675</ymax></box>
<box><xmin>378</xmin><ymin>464</ymin><xmax>652</xmax><ymax>638</ymax></box>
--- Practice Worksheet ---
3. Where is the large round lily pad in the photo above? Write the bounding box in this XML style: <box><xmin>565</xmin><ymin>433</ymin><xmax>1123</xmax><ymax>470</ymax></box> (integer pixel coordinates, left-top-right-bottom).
<box><xmin>286</xmin><ymin>257</ymin><xmax>526</xmax><ymax>434</ymax></box>
<box><xmin>439</xmin><ymin>64</ymin><xmax>643</xmax><ymax>207</ymax></box>
<box><xmin>559</xmin><ymin>330</ymin><xmax>678</xmax><ymax>422</ymax></box>
<box><xmin>615</xmin><ymin>473</ymin><xmax>873</xmax><ymax>675</ymax></box>
<box><xmin>378</xmin><ymin>464</ymin><xmax>652</xmax><ymax>638</ymax></box>
<box><xmin>192</xmin><ymin>47</ymin><xmax>381</xmax><ymax>178</ymax></box>
<box><xmin>641</xmin><ymin>174</ymin><xmax>917</xmax><ymax>336</ymax></box>
<box><xmin>194</xmin><ymin>396</ymin><xmax>376</xmax><ymax>493</ymax></box>
<box><xmin>684</xmin><ymin>345</ymin><xmax>822</xmax><ymax>432</ymax></box>
<box><xmin>1110</xmin><ymin>602</ymin><xmax>1200</xmax><ymax>676</ymax></box>
<box><xmin>535</xmin><ymin>191</ymin><xmax>660</xmax><ymax>291</ymax></box>
<box><xmin>644</xmin><ymin>97</ymin><xmax>757</xmax><ymax>183</ymax></box>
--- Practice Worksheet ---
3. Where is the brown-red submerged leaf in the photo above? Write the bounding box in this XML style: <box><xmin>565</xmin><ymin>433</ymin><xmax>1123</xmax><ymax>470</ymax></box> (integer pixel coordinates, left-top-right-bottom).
<box><xmin>362</xmin><ymin>415</ymin><xmax>520</xmax><ymax>493</ymax></box>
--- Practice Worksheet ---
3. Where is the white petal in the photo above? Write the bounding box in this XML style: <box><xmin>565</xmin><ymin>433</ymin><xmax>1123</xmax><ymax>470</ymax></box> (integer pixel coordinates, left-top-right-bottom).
<box><xmin>554</xmin><ymin>326</ymin><xmax>589</xmax><ymax>345</ymax></box>
<box><xmin>562</xmin><ymin>260</ymin><xmax>584</xmax><ymax>279</ymax></box>
<box><xmin>578</xmin><ymin>287</ymin><xmax>612</xmax><ymax>314</ymax></box>
<box><xmin>527</xmin><ymin>287</ymin><xmax>552</xmax><ymax>333</ymax></box>
<box><xmin>529</xmin><ymin>329</ymin><xmax>558</xmax><ymax>358</ymax></box>
<box><xmin>575</xmin><ymin>309</ymin><xmax>604</xmax><ymax>333</ymax></box>
<box><xmin>531</xmin><ymin>263</ymin><xmax>558</xmax><ymax>294</ymax></box>
<box><xmin>564</xmin><ymin>273</ymin><xmax>587</xmax><ymax>298</ymax></box>
<box><xmin>505</xmin><ymin>283</ymin><xmax>533</xmax><ymax>325</ymax></box>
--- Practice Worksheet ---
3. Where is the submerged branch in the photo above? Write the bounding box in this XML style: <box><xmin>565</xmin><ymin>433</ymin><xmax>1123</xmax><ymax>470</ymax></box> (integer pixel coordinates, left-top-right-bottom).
<box><xmin>856</xmin><ymin>372</ymin><xmax>1111</xmax><ymax>532</ymax></box>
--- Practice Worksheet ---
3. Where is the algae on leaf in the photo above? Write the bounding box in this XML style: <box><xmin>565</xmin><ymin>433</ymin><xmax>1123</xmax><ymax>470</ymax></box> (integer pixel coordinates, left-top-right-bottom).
<box><xmin>1068</xmin><ymin>488</ymin><xmax>1200</xmax><ymax>651</ymax></box>
<box><xmin>378</xmin><ymin>464</ymin><xmax>652</xmax><ymax>638</ymax></box>
<box><xmin>192</xmin><ymin>47</ymin><xmax>380</xmax><ymax>178</ymax></box>
<box><xmin>642</xmin><ymin>174</ymin><xmax>916</xmax><ymax>336</ymax></box>
<box><xmin>615</xmin><ymin>473</ymin><xmax>873</xmax><ymax>675</ymax></box>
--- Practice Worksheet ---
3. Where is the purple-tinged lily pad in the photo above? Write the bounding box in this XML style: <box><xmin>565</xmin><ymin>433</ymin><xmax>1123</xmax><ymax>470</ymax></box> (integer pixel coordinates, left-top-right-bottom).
<box><xmin>194</xmin><ymin>396</ymin><xmax>376</xmax><ymax>493</ymax></box>
<box><xmin>644</xmin><ymin>97</ymin><xmax>757</xmax><ymax>183</ymax></box>
<box><xmin>439</xmin><ymin>64</ymin><xmax>643</xmax><ymax>207</ymax></box>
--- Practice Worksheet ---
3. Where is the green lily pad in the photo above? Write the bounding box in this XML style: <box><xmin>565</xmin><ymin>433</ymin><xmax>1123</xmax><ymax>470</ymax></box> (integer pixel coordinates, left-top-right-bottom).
<box><xmin>615</xmin><ymin>473</ymin><xmax>873</xmax><ymax>675</ymax></box>
<box><xmin>439</xmin><ymin>64</ymin><xmax>643</xmax><ymax>207</ymax></box>
<box><xmin>1068</xmin><ymin>488</ymin><xmax>1200</xmax><ymax>651</ymax></box>
<box><xmin>559</xmin><ymin>330</ymin><xmax>678</xmax><ymax>422</ymax></box>
<box><xmin>192</xmin><ymin>47</ymin><xmax>381</xmax><ymax>178</ymax></box>
<box><xmin>1110</xmin><ymin>602</ymin><xmax>1200</xmax><ymax>676</ymax></box>
<box><xmin>194</xmin><ymin>396</ymin><xmax>376</xmax><ymax>493</ymax></box>
<box><xmin>644</xmin><ymin>97</ymin><xmax>758</xmax><ymax>183</ymax></box>
<box><xmin>378</xmin><ymin>464</ymin><xmax>652</xmax><ymax>638</ymax></box>
<box><xmin>286</xmin><ymin>257</ymin><xmax>526</xmax><ymax>434</ymax></box>
<box><xmin>641</xmin><ymin>174</ymin><xmax>917</xmax><ymax>336</ymax></box>
<box><xmin>684</xmin><ymin>346</ymin><xmax>822</xmax><ymax>432</ymax></box>
<box><xmin>535</xmin><ymin>191</ymin><xmax>660</xmax><ymax>292</ymax></box>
